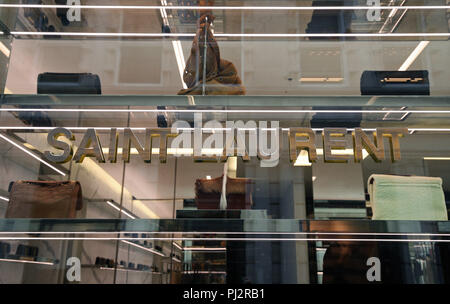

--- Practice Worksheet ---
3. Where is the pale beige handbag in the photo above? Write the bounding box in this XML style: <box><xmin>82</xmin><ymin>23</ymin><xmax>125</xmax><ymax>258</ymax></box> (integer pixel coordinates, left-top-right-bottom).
<box><xmin>368</xmin><ymin>174</ymin><xmax>448</xmax><ymax>220</ymax></box>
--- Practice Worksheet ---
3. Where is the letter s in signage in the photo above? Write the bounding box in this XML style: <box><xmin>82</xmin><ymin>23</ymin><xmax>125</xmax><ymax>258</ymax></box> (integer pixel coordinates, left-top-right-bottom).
<box><xmin>44</xmin><ymin>127</ymin><xmax>75</xmax><ymax>163</ymax></box>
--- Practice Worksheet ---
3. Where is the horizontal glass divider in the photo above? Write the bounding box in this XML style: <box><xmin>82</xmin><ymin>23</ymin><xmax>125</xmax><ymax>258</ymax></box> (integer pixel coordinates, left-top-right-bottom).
<box><xmin>4</xmin><ymin>127</ymin><xmax>450</xmax><ymax>134</ymax></box>
<box><xmin>3</xmin><ymin>95</ymin><xmax>450</xmax><ymax>108</ymax></box>
<box><xmin>1</xmin><ymin>4</ymin><xmax>449</xmax><ymax>11</ymax></box>
<box><xmin>0</xmin><ymin>257</ymin><xmax>56</xmax><ymax>266</ymax></box>
<box><xmin>7</xmin><ymin>32</ymin><xmax>450</xmax><ymax>38</ymax></box>
<box><xmin>0</xmin><ymin>219</ymin><xmax>447</xmax><ymax>234</ymax></box>
<box><xmin>0</xmin><ymin>231</ymin><xmax>450</xmax><ymax>236</ymax></box>
<box><xmin>82</xmin><ymin>265</ymin><xmax>162</xmax><ymax>274</ymax></box>
<box><xmin>0</xmin><ymin>237</ymin><xmax>448</xmax><ymax>242</ymax></box>
<box><xmin>3</xmin><ymin>108</ymin><xmax>450</xmax><ymax>114</ymax></box>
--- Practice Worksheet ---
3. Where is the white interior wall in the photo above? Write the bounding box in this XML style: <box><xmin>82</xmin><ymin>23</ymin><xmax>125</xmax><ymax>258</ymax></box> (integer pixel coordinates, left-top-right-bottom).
<box><xmin>5</xmin><ymin>39</ymin><xmax>450</xmax><ymax>96</ymax></box>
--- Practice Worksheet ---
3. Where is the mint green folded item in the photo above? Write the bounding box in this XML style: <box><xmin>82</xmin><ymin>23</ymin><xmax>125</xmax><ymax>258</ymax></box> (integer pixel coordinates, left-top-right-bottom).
<box><xmin>368</xmin><ymin>174</ymin><xmax>448</xmax><ymax>221</ymax></box>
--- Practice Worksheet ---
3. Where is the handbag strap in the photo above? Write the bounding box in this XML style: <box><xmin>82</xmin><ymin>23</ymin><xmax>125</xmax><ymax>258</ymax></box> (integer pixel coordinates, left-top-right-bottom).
<box><xmin>219</xmin><ymin>161</ymin><xmax>228</xmax><ymax>210</ymax></box>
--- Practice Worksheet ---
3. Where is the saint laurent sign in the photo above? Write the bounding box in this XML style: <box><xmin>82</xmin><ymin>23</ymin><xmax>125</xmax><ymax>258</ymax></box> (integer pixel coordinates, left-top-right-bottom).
<box><xmin>44</xmin><ymin>123</ymin><xmax>407</xmax><ymax>168</ymax></box>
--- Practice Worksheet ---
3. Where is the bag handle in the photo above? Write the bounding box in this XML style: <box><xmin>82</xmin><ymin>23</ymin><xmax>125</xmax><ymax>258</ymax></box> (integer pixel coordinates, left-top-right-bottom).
<box><xmin>219</xmin><ymin>161</ymin><xmax>228</xmax><ymax>210</ymax></box>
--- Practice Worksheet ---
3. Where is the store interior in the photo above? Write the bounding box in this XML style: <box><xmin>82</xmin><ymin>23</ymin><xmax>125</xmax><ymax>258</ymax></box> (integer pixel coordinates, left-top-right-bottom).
<box><xmin>0</xmin><ymin>0</ymin><xmax>449</xmax><ymax>284</ymax></box>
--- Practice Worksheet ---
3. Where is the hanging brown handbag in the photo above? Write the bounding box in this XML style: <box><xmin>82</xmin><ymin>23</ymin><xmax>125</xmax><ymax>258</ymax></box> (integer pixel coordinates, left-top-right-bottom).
<box><xmin>5</xmin><ymin>181</ymin><xmax>83</xmax><ymax>218</ymax></box>
<box><xmin>195</xmin><ymin>175</ymin><xmax>253</xmax><ymax>210</ymax></box>
<box><xmin>177</xmin><ymin>14</ymin><xmax>246</xmax><ymax>96</ymax></box>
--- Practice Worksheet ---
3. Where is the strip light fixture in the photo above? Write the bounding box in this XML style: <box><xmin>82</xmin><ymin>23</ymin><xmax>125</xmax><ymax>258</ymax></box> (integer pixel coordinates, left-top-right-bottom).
<box><xmin>172</xmin><ymin>242</ymin><xmax>183</xmax><ymax>250</ymax></box>
<box><xmin>159</xmin><ymin>0</ymin><xmax>188</xmax><ymax>90</ymax></box>
<box><xmin>183</xmin><ymin>247</ymin><xmax>227</xmax><ymax>251</ymax></box>
<box><xmin>0</xmin><ymin>196</ymin><xmax>9</xmax><ymax>202</ymax></box>
<box><xmin>1</xmin><ymin>231</ymin><xmax>449</xmax><ymax>236</ymax></box>
<box><xmin>106</xmin><ymin>200</ymin><xmax>136</xmax><ymax>219</ymax></box>
<box><xmin>121</xmin><ymin>240</ymin><xmax>165</xmax><ymax>257</ymax></box>
<box><xmin>0</xmin><ymin>133</ymin><xmax>66</xmax><ymax>176</ymax></box>
<box><xmin>3</xmin><ymin>108</ymin><xmax>450</xmax><ymax>113</ymax></box>
<box><xmin>0</xmin><ymin>41</ymin><xmax>10</xmax><ymax>57</ymax></box>
<box><xmin>0</xmin><ymin>236</ymin><xmax>447</xmax><ymax>242</ymax></box>
<box><xmin>3</xmin><ymin>127</ymin><xmax>450</xmax><ymax>134</ymax></box>
<box><xmin>0</xmin><ymin>258</ymin><xmax>54</xmax><ymax>266</ymax></box>
<box><xmin>8</xmin><ymin>32</ymin><xmax>450</xmax><ymax>38</ymax></box>
<box><xmin>398</xmin><ymin>40</ymin><xmax>430</xmax><ymax>71</ymax></box>
<box><xmin>183</xmin><ymin>271</ymin><xmax>226</xmax><ymax>274</ymax></box>
<box><xmin>0</xmin><ymin>4</ymin><xmax>449</xmax><ymax>10</ymax></box>
<box><xmin>99</xmin><ymin>266</ymin><xmax>161</xmax><ymax>274</ymax></box>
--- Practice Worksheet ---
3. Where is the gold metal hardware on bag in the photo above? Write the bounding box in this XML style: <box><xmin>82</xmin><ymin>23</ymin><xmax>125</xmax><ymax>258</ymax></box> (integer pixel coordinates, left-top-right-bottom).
<box><xmin>381</xmin><ymin>77</ymin><xmax>424</xmax><ymax>83</ymax></box>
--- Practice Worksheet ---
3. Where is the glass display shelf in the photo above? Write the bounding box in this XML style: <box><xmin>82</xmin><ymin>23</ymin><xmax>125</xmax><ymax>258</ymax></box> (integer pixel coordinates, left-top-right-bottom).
<box><xmin>82</xmin><ymin>265</ymin><xmax>163</xmax><ymax>275</ymax></box>
<box><xmin>0</xmin><ymin>218</ymin><xmax>448</xmax><ymax>238</ymax></box>
<box><xmin>2</xmin><ymin>94</ymin><xmax>450</xmax><ymax>108</ymax></box>
<box><xmin>0</xmin><ymin>255</ymin><xmax>58</xmax><ymax>266</ymax></box>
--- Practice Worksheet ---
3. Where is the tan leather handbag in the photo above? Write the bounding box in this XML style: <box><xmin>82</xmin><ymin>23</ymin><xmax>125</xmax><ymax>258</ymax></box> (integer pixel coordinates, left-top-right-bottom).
<box><xmin>178</xmin><ymin>14</ymin><xmax>245</xmax><ymax>96</ymax></box>
<box><xmin>6</xmin><ymin>181</ymin><xmax>83</xmax><ymax>218</ymax></box>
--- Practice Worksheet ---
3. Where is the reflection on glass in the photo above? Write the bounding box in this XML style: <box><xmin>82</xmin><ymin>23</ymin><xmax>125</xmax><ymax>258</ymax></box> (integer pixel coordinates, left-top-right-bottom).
<box><xmin>178</xmin><ymin>4</ymin><xmax>245</xmax><ymax>95</ymax></box>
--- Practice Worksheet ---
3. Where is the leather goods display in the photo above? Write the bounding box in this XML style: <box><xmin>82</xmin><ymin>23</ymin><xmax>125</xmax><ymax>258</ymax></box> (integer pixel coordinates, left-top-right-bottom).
<box><xmin>368</xmin><ymin>174</ymin><xmax>448</xmax><ymax>221</ymax></box>
<box><xmin>0</xmin><ymin>242</ymin><xmax>10</xmax><ymax>258</ymax></box>
<box><xmin>6</xmin><ymin>181</ymin><xmax>83</xmax><ymax>218</ymax></box>
<box><xmin>323</xmin><ymin>175</ymin><xmax>449</xmax><ymax>284</ymax></box>
<box><xmin>195</xmin><ymin>175</ymin><xmax>253</xmax><ymax>210</ymax></box>
<box><xmin>360</xmin><ymin>70</ymin><xmax>430</xmax><ymax>95</ymax></box>
<box><xmin>177</xmin><ymin>14</ymin><xmax>245</xmax><ymax>95</ymax></box>
<box><xmin>310</xmin><ymin>106</ymin><xmax>362</xmax><ymax>128</ymax></box>
<box><xmin>37</xmin><ymin>72</ymin><xmax>102</xmax><ymax>94</ymax></box>
<box><xmin>306</xmin><ymin>0</ymin><xmax>354</xmax><ymax>40</ymax></box>
<box><xmin>15</xmin><ymin>244</ymin><xmax>39</xmax><ymax>258</ymax></box>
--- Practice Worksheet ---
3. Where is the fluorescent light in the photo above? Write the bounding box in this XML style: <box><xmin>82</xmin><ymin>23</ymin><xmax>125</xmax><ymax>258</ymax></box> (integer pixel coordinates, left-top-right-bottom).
<box><xmin>398</xmin><ymin>41</ymin><xmax>430</xmax><ymax>71</ymax></box>
<box><xmin>0</xmin><ymin>258</ymin><xmax>54</xmax><ymax>266</ymax></box>
<box><xmin>206</xmin><ymin>175</ymin><xmax>212</xmax><ymax>180</ymax></box>
<box><xmin>0</xmin><ymin>196</ymin><xmax>9</xmax><ymax>202</ymax></box>
<box><xmin>1</xmin><ymin>231</ymin><xmax>448</xmax><ymax>237</ymax></box>
<box><xmin>159</xmin><ymin>0</ymin><xmax>187</xmax><ymax>90</ymax></box>
<box><xmin>381</xmin><ymin>42</ymin><xmax>430</xmax><ymax>120</ymax></box>
<box><xmin>378</xmin><ymin>0</ymin><xmax>407</xmax><ymax>33</ymax></box>
<box><xmin>2</xmin><ymin>126</ymin><xmax>450</xmax><ymax>132</ymax></box>
<box><xmin>172</xmin><ymin>40</ymin><xmax>187</xmax><ymax>89</ymax></box>
<box><xmin>0</xmin><ymin>234</ymin><xmax>448</xmax><ymax>243</ymax></box>
<box><xmin>300</xmin><ymin>77</ymin><xmax>343</xmax><ymax>83</ymax></box>
<box><xmin>9</xmin><ymin>32</ymin><xmax>450</xmax><ymax>38</ymax></box>
<box><xmin>312</xmin><ymin>176</ymin><xmax>317</xmax><ymax>182</ymax></box>
<box><xmin>106</xmin><ymin>200</ymin><xmax>136</xmax><ymax>219</ymax></box>
<box><xmin>423</xmin><ymin>157</ymin><xmax>450</xmax><ymax>160</ymax></box>
<box><xmin>99</xmin><ymin>266</ymin><xmax>161</xmax><ymax>274</ymax></box>
<box><xmin>183</xmin><ymin>271</ymin><xmax>226</xmax><ymax>274</ymax></box>
<box><xmin>121</xmin><ymin>240</ymin><xmax>165</xmax><ymax>256</ymax></box>
<box><xmin>10</xmin><ymin>32</ymin><xmax>195</xmax><ymax>37</ymax></box>
<box><xmin>0</xmin><ymin>133</ymin><xmax>66</xmax><ymax>176</ymax></box>
<box><xmin>183</xmin><ymin>247</ymin><xmax>226</xmax><ymax>251</ymax></box>
<box><xmin>4</xmin><ymin>108</ymin><xmax>450</xmax><ymax>113</ymax></box>
<box><xmin>0</xmin><ymin>4</ymin><xmax>449</xmax><ymax>10</ymax></box>
<box><xmin>0</xmin><ymin>41</ymin><xmax>10</xmax><ymax>57</ymax></box>
<box><xmin>172</xmin><ymin>257</ymin><xmax>181</xmax><ymax>263</ymax></box>
<box><xmin>172</xmin><ymin>242</ymin><xmax>183</xmax><ymax>250</ymax></box>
